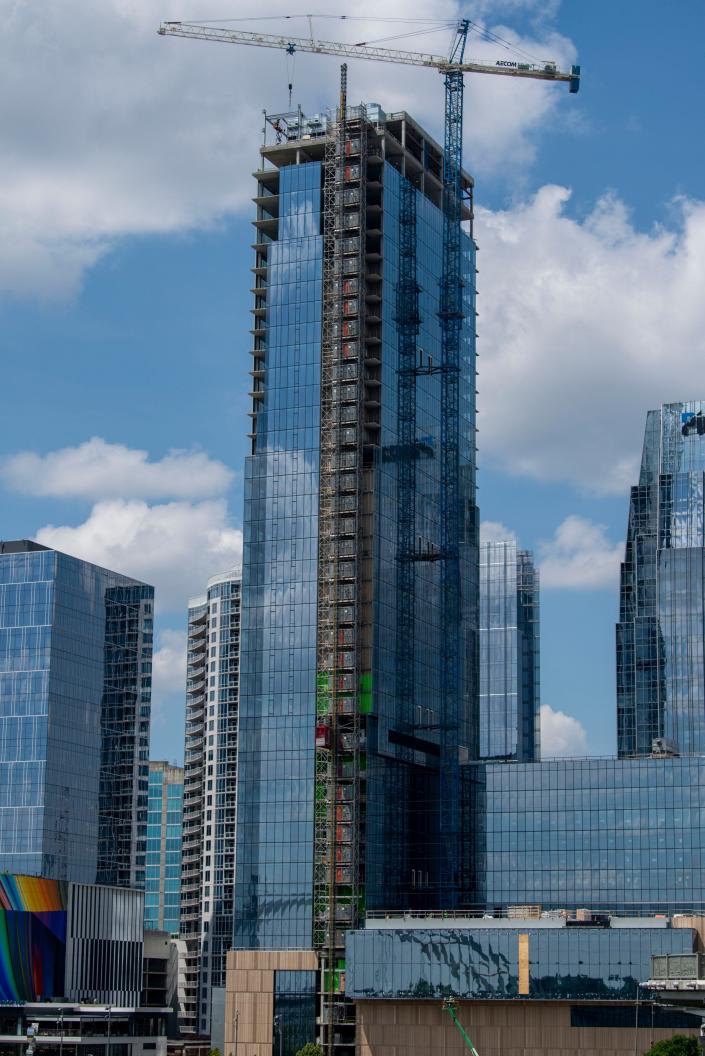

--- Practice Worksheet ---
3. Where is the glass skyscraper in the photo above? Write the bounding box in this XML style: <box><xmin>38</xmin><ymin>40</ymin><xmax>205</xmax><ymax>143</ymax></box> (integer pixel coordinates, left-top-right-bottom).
<box><xmin>0</xmin><ymin>540</ymin><xmax>153</xmax><ymax>887</ymax></box>
<box><xmin>145</xmin><ymin>761</ymin><xmax>183</xmax><ymax>934</ymax></box>
<box><xmin>180</xmin><ymin>570</ymin><xmax>241</xmax><ymax>1038</ymax></box>
<box><xmin>233</xmin><ymin>103</ymin><xmax>477</xmax><ymax>1053</ymax></box>
<box><xmin>479</xmin><ymin>541</ymin><xmax>540</xmax><ymax>761</ymax></box>
<box><xmin>618</xmin><ymin>401</ymin><xmax>705</xmax><ymax>757</ymax></box>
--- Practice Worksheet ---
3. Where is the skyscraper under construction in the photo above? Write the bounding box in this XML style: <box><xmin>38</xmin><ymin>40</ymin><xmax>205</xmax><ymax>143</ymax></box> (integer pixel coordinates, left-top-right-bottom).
<box><xmin>232</xmin><ymin>98</ymin><xmax>477</xmax><ymax>1055</ymax></box>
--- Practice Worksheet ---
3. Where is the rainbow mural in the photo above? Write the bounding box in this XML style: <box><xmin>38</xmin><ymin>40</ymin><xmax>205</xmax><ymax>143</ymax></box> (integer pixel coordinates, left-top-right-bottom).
<box><xmin>0</xmin><ymin>874</ymin><xmax>66</xmax><ymax>1001</ymax></box>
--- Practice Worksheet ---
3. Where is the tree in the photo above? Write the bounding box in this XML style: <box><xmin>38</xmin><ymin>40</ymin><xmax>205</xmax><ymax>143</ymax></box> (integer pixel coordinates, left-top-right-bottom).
<box><xmin>208</xmin><ymin>1048</ymin><xmax>221</xmax><ymax>1056</ymax></box>
<box><xmin>294</xmin><ymin>1045</ymin><xmax>323</xmax><ymax>1056</ymax></box>
<box><xmin>645</xmin><ymin>1036</ymin><xmax>700</xmax><ymax>1056</ymax></box>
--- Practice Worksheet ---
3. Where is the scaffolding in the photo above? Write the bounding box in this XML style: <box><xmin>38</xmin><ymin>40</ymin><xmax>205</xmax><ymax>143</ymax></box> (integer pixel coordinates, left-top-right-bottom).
<box><xmin>314</xmin><ymin>68</ymin><xmax>367</xmax><ymax>1055</ymax></box>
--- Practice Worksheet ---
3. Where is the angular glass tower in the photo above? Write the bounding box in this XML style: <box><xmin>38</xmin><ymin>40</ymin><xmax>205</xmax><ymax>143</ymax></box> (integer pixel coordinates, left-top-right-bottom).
<box><xmin>479</xmin><ymin>541</ymin><xmax>540</xmax><ymax>761</ymax></box>
<box><xmin>0</xmin><ymin>540</ymin><xmax>153</xmax><ymax>887</ymax></box>
<box><xmin>617</xmin><ymin>401</ymin><xmax>705</xmax><ymax>757</ymax></box>
<box><xmin>145</xmin><ymin>761</ymin><xmax>183</xmax><ymax>934</ymax></box>
<box><xmin>180</xmin><ymin>570</ymin><xmax>241</xmax><ymax>1037</ymax></box>
<box><xmin>234</xmin><ymin>102</ymin><xmax>477</xmax><ymax>1053</ymax></box>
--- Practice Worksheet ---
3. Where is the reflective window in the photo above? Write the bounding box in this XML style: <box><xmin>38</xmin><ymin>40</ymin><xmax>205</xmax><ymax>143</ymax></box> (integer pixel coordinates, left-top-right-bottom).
<box><xmin>0</xmin><ymin>547</ymin><xmax>153</xmax><ymax>887</ymax></box>
<box><xmin>618</xmin><ymin>402</ymin><xmax>705</xmax><ymax>756</ymax></box>
<box><xmin>345</xmin><ymin>925</ymin><xmax>693</xmax><ymax>1000</ymax></box>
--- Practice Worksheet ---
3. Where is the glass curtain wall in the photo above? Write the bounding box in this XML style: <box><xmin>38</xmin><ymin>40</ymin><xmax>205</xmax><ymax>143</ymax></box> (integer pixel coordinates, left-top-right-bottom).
<box><xmin>145</xmin><ymin>762</ymin><xmax>183</xmax><ymax>934</ymax></box>
<box><xmin>365</xmin><ymin>164</ymin><xmax>477</xmax><ymax>911</ymax></box>
<box><xmin>618</xmin><ymin>401</ymin><xmax>705</xmax><ymax>756</ymax></box>
<box><xmin>0</xmin><ymin>545</ymin><xmax>152</xmax><ymax>886</ymax></box>
<box><xmin>479</xmin><ymin>542</ymin><xmax>539</xmax><ymax>762</ymax></box>
<box><xmin>472</xmin><ymin>755</ymin><xmax>705</xmax><ymax>913</ymax></box>
<box><xmin>235</xmin><ymin>162</ymin><xmax>322</xmax><ymax>949</ymax></box>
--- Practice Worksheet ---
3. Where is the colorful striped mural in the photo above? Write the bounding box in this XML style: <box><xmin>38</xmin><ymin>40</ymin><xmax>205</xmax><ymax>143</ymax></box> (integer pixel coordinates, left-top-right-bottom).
<box><xmin>0</xmin><ymin>874</ymin><xmax>66</xmax><ymax>913</ymax></box>
<box><xmin>0</xmin><ymin>874</ymin><xmax>66</xmax><ymax>1000</ymax></box>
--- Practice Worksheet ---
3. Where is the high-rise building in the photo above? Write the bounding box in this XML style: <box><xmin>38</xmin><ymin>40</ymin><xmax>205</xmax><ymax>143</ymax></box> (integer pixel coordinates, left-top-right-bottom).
<box><xmin>145</xmin><ymin>761</ymin><xmax>183</xmax><ymax>934</ymax></box>
<box><xmin>479</xmin><ymin>541</ymin><xmax>540</xmax><ymax>761</ymax></box>
<box><xmin>180</xmin><ymin>570</ymin><xmax>241</xmax><ymax>1039</ymax></box>
<box><xmin>233</xmin><ymin>101</ymin><xmax>477</xmax><ymax>1053</ymax></box>
<box><xmin>0</xmin><ymin>540</ymin><xmax>153</xmax><ymax>887</ymax></box>
<box><xmin>617</xmin><ymin>401</ymin><xmax>705</xmax><ymax>757</ymax></box>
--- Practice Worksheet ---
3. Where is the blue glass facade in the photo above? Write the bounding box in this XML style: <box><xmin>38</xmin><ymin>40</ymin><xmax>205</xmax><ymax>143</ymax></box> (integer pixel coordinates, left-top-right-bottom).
<box><xmin>0</xmin><ymin>541</ymin><xmax>153</xmax><ymax>887</ymax></box>
<box><xmin>479</xmin><ymin>541</ymin><xmax>540</xmax><ymax>761</ymax></box>
<box><xmin>618</xmin><ymin>401</ymin><xmax>705</xmax><ymax>756</ymax></box>
<box><xmin>145</xmin><ymin>761</ymin><xmax>183</xmax><ymax>934</ymax></box>
<box><xmin>235</xmin><ymin>161</ymin><xmax>322</xmax><ymax>951</ymax></box>
<box><xmin>364</xmin><ymin>164</ymin><xmax>476</xmax><ymax>912</ymax></box>
<box><xmin>273</xmin><ymin>970</ymin><xmax>317</xmax><ymax>1055</ymax></box>
<box><xmin>345</xmin><ymin>923</ymin><xmax>693</xmax><ymax>1000</ymax></box>
<box><xmin>471</xmin><ymin>755</ymin><xmax>705</xmax><ymax>913</ymax></box>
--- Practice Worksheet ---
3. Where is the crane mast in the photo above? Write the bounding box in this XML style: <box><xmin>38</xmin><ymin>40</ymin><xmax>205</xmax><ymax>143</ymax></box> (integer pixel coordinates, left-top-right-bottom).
<box><xmin>159</xmin><ymin>17</ymin><xmax>579</xmax><ymax>1056</ymax></box>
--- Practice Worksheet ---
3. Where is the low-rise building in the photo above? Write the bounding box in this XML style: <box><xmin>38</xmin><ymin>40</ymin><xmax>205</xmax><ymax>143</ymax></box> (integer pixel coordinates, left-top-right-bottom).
<box><xmin>0</xmin><ymin>873</ymin><xmax>170</xmax><ymax>1056</ymax></box>
<box><xmin>224</xmin><ymin>912</ymin><xmax>705</xmax><ymax>1056</ymax></box>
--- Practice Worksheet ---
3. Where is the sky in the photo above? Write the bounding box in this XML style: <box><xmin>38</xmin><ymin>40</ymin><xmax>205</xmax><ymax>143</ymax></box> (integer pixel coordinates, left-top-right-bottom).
<box><xmin>2</xmin><ymin>0</ymin><xmax>705</xmax><ymax>764</ymax></box>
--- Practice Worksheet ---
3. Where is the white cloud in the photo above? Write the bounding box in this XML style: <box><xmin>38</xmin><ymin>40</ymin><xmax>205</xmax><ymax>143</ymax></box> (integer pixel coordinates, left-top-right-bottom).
<box><xmin>2</xmin><ymin>0</ymin><xmax>578</xmax><ymax>299</ymax></box>
<box><xmin>152</xmin><ymin>627</ymin><xmax>187</xmax><ymax>718</ymax></box>
<box><xmin>540</xmin><ymin>703</ymin><xmax>588</xmax><ymax>757</ymax></box>
<box><xmin>480</xmin><ymin>519</ymin><xmax>518</xmax><ymax>544</ymax></box>
<box><xmin>539</xmin><ymin>514</ymin><xmax>622</xmax><ymax>590</ymax></box>
<box><xmin>1</xmin><ymin>437</ymin><xmax>233</xmax><ymax>501</ymax></box>
<box><xmin>35</xmin><ymin>498</ymin><xmax>242</xmax><ymax>611</ymax></box>
<box><xmin>476</xmin><ymin>188</ymin><xmax>705</xmax><ymax>494</ymax></box>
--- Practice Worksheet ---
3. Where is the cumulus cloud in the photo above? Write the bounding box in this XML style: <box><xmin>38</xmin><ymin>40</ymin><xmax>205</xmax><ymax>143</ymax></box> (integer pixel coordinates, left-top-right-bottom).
<box><xmin>476</xmin><ymin>188</ymin><xmax>705</xmax><ymax>494</ymax></box>
<box><xmin>2</xmin><ymin>0</ymin><xmax>578</xmax><ymax>299</ymax></box>
<box><xmin>1</xmin><ymin>437</ymin><xmax>233</xmax><ymax>501</ymax></box>
<box><xmin>152</xmin><ymin>627</ymin><xmax>187</xmax><ymax>718</ymax></box>
<box><xmin>538</xmin><ymin>514</ymin><xmax>623</xmax><ymax>590</ymax></box>
<box><xmin>36</xmin><ymin>498</ymin><xmax>242</xmax><ymax>611</ymax></box>
<box><xmin>480</xmin><ymin>519</ymin><xmax>518</xmax><ymax>544</ymax></box>
<box><xmin>540</xmin><ymin>703</ymin><xmax>588</xmax><ymax>757</ymax></box>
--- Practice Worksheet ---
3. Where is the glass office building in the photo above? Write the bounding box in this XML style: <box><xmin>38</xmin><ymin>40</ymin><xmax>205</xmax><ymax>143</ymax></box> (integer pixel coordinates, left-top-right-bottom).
<box><xmin>471</xmin><ymin>754</ymin><xmax>705</xmax><ymax>913</ymax></box>
<box><xmin>479</xmin><ymin>541</ymin><xmax>540</xmax><ymax>761</ymax></box>
<box><xmin>180</xmin><ymin>570</ymin><xmax>241</xmax><ymax>1037</ymax></box>
<box><xmin>618</xmin><ymin>401</ymin><xmax>705</xmax><ymax>756</ymax></box>
<box><xmin>145</xmin><ymin>761</ymin><xmax>183</xmax><ymax>934</ymax></box>
<box><xmin>233</xmin><ymin>104</ymin><xmax>477</xmax><ymax>1053</ymax></box>
<box><xmin>346</xmin><ymin>920</ymin><xmax>693</xmax><ymax>1001</ymax></box>
<box><xmin>0</xmin><ymin>540</ymin><xmax>153</xmax><ymax>887</ymax></box>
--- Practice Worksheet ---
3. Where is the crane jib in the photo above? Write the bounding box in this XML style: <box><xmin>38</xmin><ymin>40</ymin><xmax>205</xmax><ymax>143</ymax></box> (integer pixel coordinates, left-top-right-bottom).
<box><xmin>158</xmin><ymin>22</ymin><xmax>580</xmax><ymax>91</ymax></box>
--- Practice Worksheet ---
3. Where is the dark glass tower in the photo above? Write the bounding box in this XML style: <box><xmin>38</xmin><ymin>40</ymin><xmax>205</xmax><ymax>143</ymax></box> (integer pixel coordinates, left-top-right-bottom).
<box><xmin>0</xmin><ymin>540</ymin><xmax>153</xmax><ymax>887</ymax></box>
<box><xmin>234</xmin><ymin>102</ymin><xmax>477</xmax><ymax>1052</ymax></box>
<box><xmin>618</xmin><ymin>401</ymin><xmax>705</xmax><ymax>757</ymax></box>
<box><xmin>479</xmin><ymin>541</ymin><xmax>540</xmax><ymax>761</ymax></box>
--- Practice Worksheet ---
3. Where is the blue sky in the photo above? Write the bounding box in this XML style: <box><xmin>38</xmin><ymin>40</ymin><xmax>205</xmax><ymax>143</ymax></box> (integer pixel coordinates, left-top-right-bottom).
<box><xmin>2</xmin><ymin>0</ymin><xmax>704</xmax><ymax>763</ymax></box>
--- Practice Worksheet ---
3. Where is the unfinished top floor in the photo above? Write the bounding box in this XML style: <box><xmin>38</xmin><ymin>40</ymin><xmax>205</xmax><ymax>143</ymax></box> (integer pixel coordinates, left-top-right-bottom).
<box><xmin>256</xmin><ymin>103</ymin><xmax>473</xmax><ymax>222</ymax></box>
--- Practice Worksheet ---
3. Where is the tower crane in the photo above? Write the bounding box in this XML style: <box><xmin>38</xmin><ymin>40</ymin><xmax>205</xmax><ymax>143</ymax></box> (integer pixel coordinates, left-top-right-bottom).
<box><xmin>158</xmin><ymin>17</ymin><xmax>579</xmax><ymax>1056</ymax></box>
